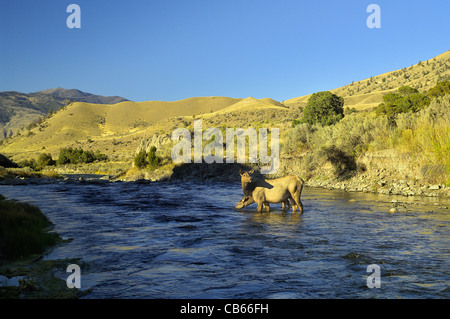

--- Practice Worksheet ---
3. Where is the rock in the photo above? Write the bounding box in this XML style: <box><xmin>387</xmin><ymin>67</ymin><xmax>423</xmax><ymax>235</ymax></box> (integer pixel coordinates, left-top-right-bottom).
<box><xmin>388</xmin><ymin>208</ymin><xmax>398</xmax><ymax>213</ymax></box>
<box><xmin>379</xmin><ymin>180</ymin><xmax>387</xmax><ymax>186</ymax></box>
<box><xmin>429</xmin><ymin>185</ymin><xmax>440</xmax><ymax>190</ymax></box>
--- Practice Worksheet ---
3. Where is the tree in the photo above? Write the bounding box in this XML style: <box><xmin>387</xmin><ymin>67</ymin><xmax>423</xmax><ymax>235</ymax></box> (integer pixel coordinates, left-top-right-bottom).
<box><xmin>300</xmin><ymin>91</ymin><xmax>344</xmax><ymax>126</ymax></box>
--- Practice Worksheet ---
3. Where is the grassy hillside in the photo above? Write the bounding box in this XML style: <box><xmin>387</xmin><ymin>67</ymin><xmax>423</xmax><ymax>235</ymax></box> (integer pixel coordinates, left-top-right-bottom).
<box><xmin>1</xmin><ymin>51</ymin><xmax>449</xmax><ymax>191</ymax></box>
<box><xmin>0</xmin><ymin>88</ymin><xmax>128</xmax><ymax>139</ymax></box>
<box><xmin>282</xmin><ymin>93</ymin><xmax>450</xmax><ymax>191</ymax></box>
<box><xmin>285</xmin><ymin>50</ymin><xmax>450</xmax><ymax>110</ymax></box>
<box><xmin>0</xmin><ymin>96</ymin><xmax>243</xmax><ymax>162</ymax></box>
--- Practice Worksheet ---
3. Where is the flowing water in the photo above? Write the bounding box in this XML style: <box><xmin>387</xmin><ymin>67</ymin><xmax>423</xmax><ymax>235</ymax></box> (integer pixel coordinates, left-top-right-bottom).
<box><xmin>1</xmin><ymin>180</ymin><xmax>449</xmax><ymax>299</ymax></box>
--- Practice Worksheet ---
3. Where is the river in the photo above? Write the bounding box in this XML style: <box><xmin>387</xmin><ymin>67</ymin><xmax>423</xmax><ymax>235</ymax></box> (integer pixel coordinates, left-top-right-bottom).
<box><xmin>0</xmin><ymin>180</ymin><xmax>449</xmax><ymax>298</ymax></box>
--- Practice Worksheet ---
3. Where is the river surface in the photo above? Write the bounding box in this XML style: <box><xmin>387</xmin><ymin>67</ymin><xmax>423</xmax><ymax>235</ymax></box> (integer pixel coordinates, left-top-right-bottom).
<box><xmin>1</xmin><ymin>180</ymin><xmax>449</xmax><ymax>299</ymax></box>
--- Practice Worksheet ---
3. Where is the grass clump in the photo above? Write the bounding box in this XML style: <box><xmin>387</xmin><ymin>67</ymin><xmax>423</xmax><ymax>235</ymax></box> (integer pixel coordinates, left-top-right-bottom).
<box><xmin>0</xmin><ymin>195</ymin><xmax>59</xmax><ymax>260</ymax></box>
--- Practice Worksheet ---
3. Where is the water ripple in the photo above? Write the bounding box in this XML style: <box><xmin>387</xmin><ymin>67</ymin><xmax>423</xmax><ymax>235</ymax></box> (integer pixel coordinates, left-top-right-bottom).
<box><xmin>0</xmin><ymin>181</ymin><xmax>449</xmax><ymax>298</ymax></box>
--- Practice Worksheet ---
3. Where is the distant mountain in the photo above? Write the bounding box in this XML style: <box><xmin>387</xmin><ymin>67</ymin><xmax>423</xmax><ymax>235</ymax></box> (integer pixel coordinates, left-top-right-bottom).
<box><xmin>36</xmin><ymin>88</ymin><xmax>128</xmax><ymax>105</ymax></box>
<box><xmin>0</xmin><ymin>88</ymin><xmax>128</xmax><ymax>138</ymax></box>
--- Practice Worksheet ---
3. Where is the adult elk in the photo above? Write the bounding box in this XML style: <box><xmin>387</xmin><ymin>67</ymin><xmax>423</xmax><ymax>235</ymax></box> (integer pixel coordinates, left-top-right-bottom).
<box><xmin>235</xmin><ymin>169</ymin><xmax>304</xmax><ymax>213</ymax></box>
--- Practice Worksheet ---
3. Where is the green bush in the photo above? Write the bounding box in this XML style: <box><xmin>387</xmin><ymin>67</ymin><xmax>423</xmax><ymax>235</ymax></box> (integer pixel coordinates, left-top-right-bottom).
<box><xmin>397</xmin><ymin>85</ymin><xmax>418</xmax><ymax>95</ymax></box>
<box><xmin>299</xmin><ymin>91</ymin><xmax>344</xmax><ymax>126</ymax></box>
<box><xmin>18</xmin><ymin>158</ymin><xmax>38</xmax><ymax>170</ymax></box>
<box><xmin>147</xmin><ymin>146</ymin><xmax>161</xmax><ymax>170</ymax></box>
<box><xmin>428</xmin><ymin>80</ymin><xmax>450</xmax><ymax>98</ymax></box>
<box><xmin>376</xmin><ymin>86</ymin><xmax>430</xmax><ymax>117</ymax></box>
<box><xmin>56</xmin><ymin>147</ymin><xmax>108</xmax><ymax>165</ymax></box>
<box><xmin>134</xmin><ymin>147</ymin><xmax>161</xmax><ymax>170</ymax></box>
<box><xmin>134</xmin><ymin>150</ymin><xmax>148</xmax><ymax>168</ymax></box>
<box><xmin>36</xmin><ymin>153</ymin><xmax>56</xmax><ymax>170</ymax></box>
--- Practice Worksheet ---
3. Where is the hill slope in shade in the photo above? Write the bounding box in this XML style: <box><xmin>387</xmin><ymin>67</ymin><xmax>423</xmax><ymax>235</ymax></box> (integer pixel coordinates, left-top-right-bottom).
<box><xmin>36</xmin><ymin>88</ymin><xmax>128</xmax><ymax>105</ymax></box>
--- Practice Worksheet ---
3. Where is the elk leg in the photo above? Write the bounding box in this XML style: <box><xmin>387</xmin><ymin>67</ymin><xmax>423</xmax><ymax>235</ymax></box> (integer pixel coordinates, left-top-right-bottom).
<box><xmin>256</xmin><ymin>202</ymin><xmax>264</xmax><ymax>213</ymax></box>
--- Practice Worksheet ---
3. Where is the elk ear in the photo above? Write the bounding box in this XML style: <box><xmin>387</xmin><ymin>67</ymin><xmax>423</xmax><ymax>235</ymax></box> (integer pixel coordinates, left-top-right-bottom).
<box><xmin>239</xmin><ymin>169</ymin><xmax>244</xmax><ymax>176</ymax></box>
<box><xmin>249</xmin><ymin>169</ymin><xmax>254</xmax><ymax>174</ymax></box>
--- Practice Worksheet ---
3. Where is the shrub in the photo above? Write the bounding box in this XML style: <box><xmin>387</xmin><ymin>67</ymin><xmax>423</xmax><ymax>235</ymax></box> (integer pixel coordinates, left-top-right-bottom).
<box><xmin>134</xmin><ymin>150</ymin><xmax>148</xmax><ymax>168</ymax></box>
<box><xmin>428</xmin><ymin>80</ymin><xmax>450</xmax><ymax>98</ymax></box>
<box><xmin>345</xmin><ymin>107</ymin><xmax>357</xmax><ymax>115</ymax></box>
<box><xmin>291</xmin><ymin>119</ymin><xmax>302</xmax><ymax>127</ymax></box>
<box><xmin>134</xmin><ymin>147</ymin><xmax>161</xmax><ymax>170</ymax></box>
<box><xmin>300</xmin><ymin>91</ymin><xmax>344</xmax><ymax>126</ymax></box>
<box><xmin>56</xmin><ymin>147</ymin><xmax>108</xmax><ymax>165</ymax></box>
<box><xmin>147</xmin><ymin>146</ymin><xmax>161</xmax><ymax>170</ymax></box>
<box><xmin>376</xmin><ymin>86</ymin><xmax>430</xmax><ymax>116</ymax></box>
<box><xmin>36</xmin><ymin>153</ymin><xmax>56</xmax><ymax>170</ymax></box>
<box><xmin>398</xmin><ymin>85</ymin><xmax>418</xmax><ymax>95</ymax></box>
<box><xmin>18</xmin><ymin>158</ymin><xmax>38</xmax><ymax>170</ymax></box>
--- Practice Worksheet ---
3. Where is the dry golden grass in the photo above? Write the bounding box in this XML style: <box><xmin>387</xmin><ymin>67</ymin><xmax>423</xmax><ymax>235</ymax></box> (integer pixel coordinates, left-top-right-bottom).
<box><xmin>1</xmin><ymin>50</ymin><xmax>449</xmax><ymax>175</ymax></box>
<box><xmin>285</xmin><ymin>50</ymin><xmax>450</xmax><ymax>110</ymax></box>
<box><xmin>0</xmin><ymin>96</ymin><xmax>292</xmax><ymax>166</ymax></box>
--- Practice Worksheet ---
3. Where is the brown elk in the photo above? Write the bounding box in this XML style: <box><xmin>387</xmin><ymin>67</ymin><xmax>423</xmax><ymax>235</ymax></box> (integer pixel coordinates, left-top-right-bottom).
<box><xmin>235</xmin><ymin>169</ymin><xmax>304</xmax><ymax>213</ymax></box>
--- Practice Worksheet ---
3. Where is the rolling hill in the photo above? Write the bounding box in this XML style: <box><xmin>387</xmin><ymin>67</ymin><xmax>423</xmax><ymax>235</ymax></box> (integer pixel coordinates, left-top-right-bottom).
<box><xmin>0</xmin><ymin>50</ymin><xmax>449</xmax><ymax>174</ymax></box>
<box><xmin>284</xmin><ymin>50</ymin><xmax>450</xmax><ymax>110</ymax></box>
<box><xmin>0</xmin><ymin>88</ymin><xmax>128</xmax><ymax>139</ymax></box>
<box><xmin>0</xmin><ymin>96</ymin><xmax>243</xmax><ymax>161</ymax></box>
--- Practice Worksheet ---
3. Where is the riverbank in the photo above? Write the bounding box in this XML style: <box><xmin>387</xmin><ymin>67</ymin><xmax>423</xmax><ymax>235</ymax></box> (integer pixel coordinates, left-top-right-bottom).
<box><xmin>1</xmin><ymin>158</ymin><xmax>449</xmax><ymax>198</ymax></box>
<box><xmin>305</xmin><ymin>170</ymin><xmax>449</xmax><ymax>197</ymax></box>
<box><xmin>0</xmin><ymin>194</ymin><xmax>86</xmax><ymax>298</ymax></box>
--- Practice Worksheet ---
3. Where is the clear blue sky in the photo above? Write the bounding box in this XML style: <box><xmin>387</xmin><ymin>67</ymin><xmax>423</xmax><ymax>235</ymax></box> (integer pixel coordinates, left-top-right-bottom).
<box><xmin>0</xmin><ymin>0</ymin><xmax>449</xmax><ymax>102</ymax></box>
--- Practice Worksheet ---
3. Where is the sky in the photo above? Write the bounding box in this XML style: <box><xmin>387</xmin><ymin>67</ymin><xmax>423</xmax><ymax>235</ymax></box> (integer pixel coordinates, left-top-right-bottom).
<box><xmin>0</xmin><ymin>0</ymin><xmax>449</xmax><ymax>102</ymax></box>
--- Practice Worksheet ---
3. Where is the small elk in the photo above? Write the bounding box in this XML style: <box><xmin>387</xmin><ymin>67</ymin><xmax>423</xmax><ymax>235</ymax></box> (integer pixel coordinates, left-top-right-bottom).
<box><xmin>235</xmin><ymin>169</ymin><xmax>304</xmax><ymax>214</ymax></box>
